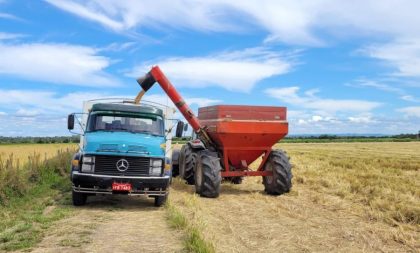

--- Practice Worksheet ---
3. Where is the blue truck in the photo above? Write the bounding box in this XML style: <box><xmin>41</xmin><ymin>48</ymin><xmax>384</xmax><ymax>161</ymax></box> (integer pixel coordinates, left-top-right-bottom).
<box><xmin>67</xmin><ymin>100</ymin><xmax>180</xmax><ymax>207</ymax></box>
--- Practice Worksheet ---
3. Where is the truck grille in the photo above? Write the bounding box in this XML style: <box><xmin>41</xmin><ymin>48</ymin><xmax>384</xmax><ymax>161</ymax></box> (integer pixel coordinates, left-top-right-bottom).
<box><xmin>94</xmin><ymin>155</ymin><xmax>150</xmax><ymax>176</ymax></box>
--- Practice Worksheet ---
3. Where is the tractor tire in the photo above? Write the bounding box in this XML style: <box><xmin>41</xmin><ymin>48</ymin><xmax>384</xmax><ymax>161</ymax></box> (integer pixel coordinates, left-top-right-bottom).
<box><xmin>154</xmin><ymin>194</ymin><xmax>167</xmax><ymax>207</ymax></box>
<box><xmin>179</xmin><ymin>144</ymin><xmax>196</xmax><ymax>185</ymax></box>
<box><xmin>72</xmin><ymin>190</ymin><xmax>87</xmax><ymax>206</ymax></box>
<box><xmin>195</xmin><ymin>151</ymin><xmax>222</xmax><ymax>198</ymax></box>
<box><xmin>263</xmin><ymin>150</ymin><xmax>292</xmax><ymax>195</ymax></box>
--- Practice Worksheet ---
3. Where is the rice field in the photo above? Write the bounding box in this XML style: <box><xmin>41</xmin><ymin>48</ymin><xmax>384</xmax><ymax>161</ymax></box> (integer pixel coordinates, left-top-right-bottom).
<box><xmin>1</xmin><ymin>142</ymin><xmax>419</xmax><ymax>252</ymax></box>
<box><xmin>0</xmin><ymin>143</ymin><xmax>77</xmax><ymax>164</ymax></box>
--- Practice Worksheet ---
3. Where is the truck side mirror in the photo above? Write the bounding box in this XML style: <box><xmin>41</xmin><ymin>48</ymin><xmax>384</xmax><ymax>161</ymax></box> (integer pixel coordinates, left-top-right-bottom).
<box><xmin>175</xmin><ymin>121</ymin><xmax>184</xmax><ymax>138</ymax></box>
<box><xmin>184</xmin><ymin>124</ymin><xmax>189</xmax><ymax>131</ymax></box>
<box><xmin>68</xmin><ymin>114</ymin><xmax>75</xmax><ymax>130</ymax></box>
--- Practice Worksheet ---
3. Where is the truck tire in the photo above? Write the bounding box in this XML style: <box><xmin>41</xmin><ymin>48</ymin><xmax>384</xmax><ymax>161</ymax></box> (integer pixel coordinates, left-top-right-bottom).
<box><xmin>72</xmin><ymin>190</ymin><xmax>87</xmax><ymax>206</ymax></box>
<box><xmin>172</xmin><ymin>164</ymin><xmax>179</xmax><ymax>178</ymax></box>
<box><xmin>171</xmin><ymin>149</ymin><xmax>180</xmax><ymax>177</ymax></box>
<box><xmin>195</xmin><ymin>151</ymin><xmax>222</xmax><ymax>198</ymax></box>
<box><xmin>154</xmin><ymin>194</ymin><xmax>167</xmax><ymax>207</ymax></box>
<box><xmin>263</xmin><ymin>150</ymin><xmax>292</xmax><ymax>195</ymax></box>
<box><xmin>179</xmin><ymin>144</ymin><xmax>196</xmax><ymax>185</ymax></box>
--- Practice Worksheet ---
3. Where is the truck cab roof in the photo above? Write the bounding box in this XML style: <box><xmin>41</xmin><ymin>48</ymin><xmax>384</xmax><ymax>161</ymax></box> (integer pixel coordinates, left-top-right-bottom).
<box><xmin>91</xmin><ymin>103</ymin><xmax>163</xmax><ymax>117</ymax></box>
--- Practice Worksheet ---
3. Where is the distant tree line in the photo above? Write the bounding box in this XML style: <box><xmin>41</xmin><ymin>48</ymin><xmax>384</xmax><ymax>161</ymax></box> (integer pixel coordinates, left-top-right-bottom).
<box><xmin>172</xmin><ymin>133</ymin><xmax>419</xmax><ymax>143</ymax></box>
<box><xmin>1</xmin><ymin>133</ymin><xmax>418</xmax><ymax>144</ymax></box>
<box><xmin>287</xmin><ymin>133</ymin><xmax>418</xmax><ymax>140</ymax></box>
<box><xmin>0</xmin><ymin>136</ymin><xmax>80</xmax><ymax>144</ymax></box>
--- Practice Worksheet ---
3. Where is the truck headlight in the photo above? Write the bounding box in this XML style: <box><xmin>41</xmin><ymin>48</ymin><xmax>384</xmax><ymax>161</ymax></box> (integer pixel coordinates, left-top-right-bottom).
<box><xmin>81</xmin><ymin>155</ymin><xmax>95</xmax><ymax>173</ymax></box>
<box><xmin>83</xmin><ymin>156</ymin><xmax>93</xmax><ymax>163</ymax></box>
<box><xmin>150</xmin><ymin>159</ymin><xmax>162</xmax><ymax>176</ymax></box>
<box><xmin>152</xmin><ymin>159</ymin><xmax>162</xmax><ymax>167</ymax></box>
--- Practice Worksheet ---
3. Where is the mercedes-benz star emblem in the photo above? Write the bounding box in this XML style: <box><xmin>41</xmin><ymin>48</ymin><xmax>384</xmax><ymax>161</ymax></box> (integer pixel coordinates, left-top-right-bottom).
<box><xmin>116</xmin><ymin>159</ymin><xmax>129</xmax><ymax>172</ymax></box>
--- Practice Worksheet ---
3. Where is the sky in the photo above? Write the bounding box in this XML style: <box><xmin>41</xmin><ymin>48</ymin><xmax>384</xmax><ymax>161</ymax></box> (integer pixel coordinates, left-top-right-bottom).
<box><xmin>0</xmin><ymin>0</ymin><xmax>419</xmax><ymax>136</ymax></box>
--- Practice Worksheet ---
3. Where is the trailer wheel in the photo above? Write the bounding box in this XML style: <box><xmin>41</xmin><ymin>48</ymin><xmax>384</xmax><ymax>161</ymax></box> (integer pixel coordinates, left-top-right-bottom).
<box><xmin>179</xmin><ymin>144</ymin><xmax>196</xmax><ymax>185</ymax></box>
<box><xmin>263</xmin><ymin>150</ymin><xmax>292</xmax><ymax>195</ymax></box>
<box><xmin>195</xmin><ymin>151</ymin><xmax>222</xmax><ymax>198</ymax></box>
<box><xmin>72</xmin><ymin>190</ymin><xmax>87</xmax><ymax>206</ymax></box>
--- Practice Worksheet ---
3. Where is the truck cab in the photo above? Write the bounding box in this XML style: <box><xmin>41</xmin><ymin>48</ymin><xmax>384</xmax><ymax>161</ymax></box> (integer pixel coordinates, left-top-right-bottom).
<box><xmin>68</xmin><ymin>100</ymin><xmax>175</xmax><ymax>207</ymax></box>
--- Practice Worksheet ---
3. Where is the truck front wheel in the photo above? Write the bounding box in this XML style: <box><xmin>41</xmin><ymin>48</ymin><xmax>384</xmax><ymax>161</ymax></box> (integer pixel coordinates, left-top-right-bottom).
<box><xmin>154</xmin><ymin>194</ymin><xmax>167</xmax><ymax>207</ymax></box>
<box><xmin>72</xmin><ymin>190</ymin><xmax>87</xmax><ymax>206</ymax></box>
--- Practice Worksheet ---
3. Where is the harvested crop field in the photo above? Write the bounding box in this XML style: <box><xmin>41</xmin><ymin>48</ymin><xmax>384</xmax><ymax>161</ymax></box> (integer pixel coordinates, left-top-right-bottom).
<box><xmin>2</xmin><ymin>142</ymin><xmax>419</xmax><ymax>252</ymax></box>
<box><xmin>170</xmin><ymin>142</ymin><xmax>419</xmax><ymax>252</ymax></box>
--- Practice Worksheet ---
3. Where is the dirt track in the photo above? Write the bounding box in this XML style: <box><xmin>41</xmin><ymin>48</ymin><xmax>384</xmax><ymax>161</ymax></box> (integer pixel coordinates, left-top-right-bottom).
<box><xmin>28</xmin><ymin>195</ymin><xmax>183</xmax><ymax>253</ymax></box>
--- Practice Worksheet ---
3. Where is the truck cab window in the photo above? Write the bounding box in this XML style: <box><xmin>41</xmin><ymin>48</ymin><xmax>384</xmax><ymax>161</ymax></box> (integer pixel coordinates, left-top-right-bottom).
<box><xmin>87</xmin><ymin>114</ymin><xmax>164</xmax><ymax>136</ymax></box>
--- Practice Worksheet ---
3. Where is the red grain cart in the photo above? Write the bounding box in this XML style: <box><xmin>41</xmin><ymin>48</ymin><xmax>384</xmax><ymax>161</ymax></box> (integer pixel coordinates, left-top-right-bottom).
<box><xmin>137</xmin><ymin>66</ymin><xmax>292</xmax><ymax>197</ymax></box>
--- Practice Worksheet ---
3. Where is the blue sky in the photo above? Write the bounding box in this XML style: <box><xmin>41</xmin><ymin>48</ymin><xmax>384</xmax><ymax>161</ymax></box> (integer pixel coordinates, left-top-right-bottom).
<box><xmin>0</xmin><ymin>0</ymin><xmax>419</xmax><ymax>136</ymax></box>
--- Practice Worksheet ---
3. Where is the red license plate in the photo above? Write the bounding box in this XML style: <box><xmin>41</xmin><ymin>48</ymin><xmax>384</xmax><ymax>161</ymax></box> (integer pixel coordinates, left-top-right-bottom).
<box><xmin>112</xmin><ymin>182</ymin><xmax>132</xmax><ymax>191</ymax></box>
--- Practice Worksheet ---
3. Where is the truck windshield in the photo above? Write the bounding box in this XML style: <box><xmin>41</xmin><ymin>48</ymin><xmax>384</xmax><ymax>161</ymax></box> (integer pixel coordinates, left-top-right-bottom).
<box><xmin>87</xmin><ymin>114</ymin><xmax>164</xmax><ymax>136</ymax></box>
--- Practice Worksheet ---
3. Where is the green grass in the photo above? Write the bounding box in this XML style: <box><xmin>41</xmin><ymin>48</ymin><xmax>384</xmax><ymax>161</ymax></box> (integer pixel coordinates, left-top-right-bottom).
<box><xmin>0</xmin><ymin>149</ymin><xmax>75</xmax><ymax>251</ymax></box>
<box><xmin>166</xmin><ymin>199</ymin><xmax>214</xmax><ymax>253</ymax></box>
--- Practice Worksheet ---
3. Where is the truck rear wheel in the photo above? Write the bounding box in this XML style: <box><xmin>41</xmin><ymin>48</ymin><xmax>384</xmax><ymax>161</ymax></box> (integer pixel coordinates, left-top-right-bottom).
<box><xmin>72</xmin><ymin>190</ymin><xmax>87</xmax><ymax>206</ymax></box>
<box><xmin>179</xmin><ymin>144</ymin><xmax>196</xmax><ymax>185</ymax></box>
<box><xmin>171</xmin><ymin>149</ymin><xmax>180</xmax><ymax>177</ymax></box>
<box><xmin>195</xmin><ymin>151</ymin><xmax>222</xmax><ymax>198</ymax></box>
<box><xmin>263</xmin><ymin>150</ymin><xmax>292</xmax><ymax>195</ymax></box>
<box><xmin>171</xmin><ymin>164</ymin><xmax>179</xmax><ymax>178</ymax></box>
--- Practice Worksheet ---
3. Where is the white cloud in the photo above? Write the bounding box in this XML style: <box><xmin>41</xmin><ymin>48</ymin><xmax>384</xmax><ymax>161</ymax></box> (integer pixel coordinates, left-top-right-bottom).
<box><xmin>141</xmin><ymin>94</ymin><xmax>220</xmax><ymax>108</ymax></box>
<box><xmin>348</xmin><ymin>115</ymin><xmax>375</xmax><ymax>123</ymax></box>
<box><xmin>0</xmin><ymin>32</ymin><xmax>25</xmax><ymax>40</ymax></box>
<box><xmin>0</xmin><ymin>111</ymin><xmax>6</xmax><ymax>116</ymax></box>
<box><xmin>128</xmin><ymin>47</ymin><xmax>293</xmax><ymax>92</ymax></box>
<box><xmin>265</xmin><ymin>86</ymin><xmax>382</xmax><ymax>113</ymax></box>
<box><xmin>349</xmin><ymin>79</ymin><xmax>404</xmax><ymax>94</ymax></box>
<box><xmin>184</xmin><ymin>98</ymin><xmax>222</xmax><ymax>107</ymax></box>
<box><xmin>45</xmin><ymin>0</ymin><xmax>238</xmax><ymax>33</ymax></box>
<box><xmin>347</xmin><ymin>78</ymin><xmax>420</xmax><ymax>102</ymax></box>
<box><xmin>363</xmin><ymin>39</ymin><xmax>420</xmax><ymax>77</ymax></box>
<box><xmin>45</xmin><ymin>0</ymin><xmax>420</xmax><ymax>45</ymax></box>
<box><xmin>45</xmin><ymin>0</ymin><xmax>124</xmax><ymax>30</ymax></box>
<box><xmin>0</xmin><ymin>89</ymin><xmax>119</xmax><ymax>116</ymax></box>
<box><xmin>0</xmin><ymin>12</ymin><xmax>23</xmax><ymax>21</ymax></box>
<box><xmin>15</xmin><ymin>109</ymin><xmax>41</xmax><ymax>117</ymax></box>
<box><xmin>0</xmin><ymin>42</ymin><xmax>119</xmax><ymax>86</ymax></box>
<box><xmin>398</xmin><ymin>106</ymin><xmax>420</xmax><ymax>118</ymax></box>
<box><xmin>0</xmin><ymin>89</ymin><xmax>221</xmax><ymax>115</ymax></box>
<box><xmin>311</xmin><ymin>115</ymin><xmax>323</xmax><ymax>122</ymax></box>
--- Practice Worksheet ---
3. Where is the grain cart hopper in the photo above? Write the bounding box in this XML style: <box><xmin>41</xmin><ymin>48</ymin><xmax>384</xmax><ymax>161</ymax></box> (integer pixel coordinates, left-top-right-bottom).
<box><xmin>137</xmin><ymin>66</ymin><xmax>292</xmax><ymax>197</ymax></box>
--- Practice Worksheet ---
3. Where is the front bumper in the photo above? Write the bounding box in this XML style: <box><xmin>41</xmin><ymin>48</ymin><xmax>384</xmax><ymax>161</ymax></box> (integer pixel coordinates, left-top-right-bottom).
<box><xmin>71</xmin><ymin>171</ymin><xmax>170</xmax><ymax>196</ymax></box>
